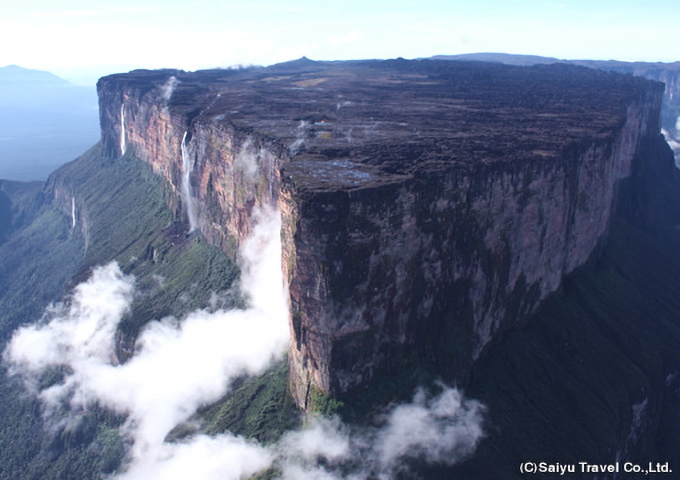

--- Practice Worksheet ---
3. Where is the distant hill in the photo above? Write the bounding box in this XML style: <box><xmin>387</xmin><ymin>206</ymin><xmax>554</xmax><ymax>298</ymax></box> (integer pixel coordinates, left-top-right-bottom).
<box><xmin>431</xmin><ymin>52</ymin><xmax>561</xmax><ymax>65</ymax></box>
<box><xmin>431</xmin><ymin>52</ymin><xmax>680</xmax><ymax>70</ymax></box>
<box><xmin>0</xmin><ymin>65</ymin><xmax>100</xmax><ymax>182</ymax></box>
<box><xmin>0</xmin><ymin>64</ymin><xmax>71</xmax><ymax>87</ymax></box>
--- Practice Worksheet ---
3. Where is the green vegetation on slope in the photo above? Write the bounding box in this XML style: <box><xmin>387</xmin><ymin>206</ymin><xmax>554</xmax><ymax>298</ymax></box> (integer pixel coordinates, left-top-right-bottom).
<box><xmin>46</xmin><ymin>145</ymin><xmax>241</xmax><ymax>338</ymax></box>
<box><xmin>0</xmin><ymin>145</ymin><xmax>260</xmax><ymax>479</ymax></box>
<box><xmin>201</xmin><ymin>358</ymin><xmax>301</xmax><ymax>443</ymax></box>
<box><xmin>0</xmin><ymin>180</ymin><xmax>85</xmax><ymax>342</ymax></box>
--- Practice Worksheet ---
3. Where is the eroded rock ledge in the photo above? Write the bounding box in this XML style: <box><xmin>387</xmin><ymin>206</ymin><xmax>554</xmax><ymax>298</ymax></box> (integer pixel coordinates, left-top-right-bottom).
<box><xmin>95</xmin><ymin>58</ymin><xmax>664</xmax><ymax>409</ymax></box>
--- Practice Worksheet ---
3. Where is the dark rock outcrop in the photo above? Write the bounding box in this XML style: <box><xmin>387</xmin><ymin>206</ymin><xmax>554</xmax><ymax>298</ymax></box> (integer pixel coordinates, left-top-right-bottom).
<box><xmin>95</xmin><ymin>59</ymin><xmax>664</xmax><ymax>409</ymax></box>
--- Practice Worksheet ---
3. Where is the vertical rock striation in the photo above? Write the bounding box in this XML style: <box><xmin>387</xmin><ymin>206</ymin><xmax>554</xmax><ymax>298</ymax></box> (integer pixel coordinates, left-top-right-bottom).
<box><xmin>93</xmin><ymin>60</ymin><xmax>665</xmax><ymax>409</ymax></box>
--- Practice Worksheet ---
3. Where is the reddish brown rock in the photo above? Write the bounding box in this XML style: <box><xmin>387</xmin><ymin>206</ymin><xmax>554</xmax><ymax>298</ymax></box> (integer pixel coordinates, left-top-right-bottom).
<box><xmin>96</xmin><ymin>59</ymin><xmax>665</xmax><ymax>409</ymax></box>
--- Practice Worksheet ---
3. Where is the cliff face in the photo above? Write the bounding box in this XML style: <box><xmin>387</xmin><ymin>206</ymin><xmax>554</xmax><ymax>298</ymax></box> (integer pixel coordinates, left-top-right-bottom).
<box><xmin>94</xmin><ymin>59</ymin><xmax>664</xmax><ymax>409</ymax></box>
<box><xmin>285</xmin><ymin>94</ymin><xmax>661</xmax><ymax>404</ymax></box>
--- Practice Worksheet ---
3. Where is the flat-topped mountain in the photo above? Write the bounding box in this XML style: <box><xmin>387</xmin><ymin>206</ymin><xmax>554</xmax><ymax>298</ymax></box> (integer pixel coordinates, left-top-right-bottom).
<box><xmin>95</xmin><ymin>59</ymin><xmax>666</xmax><ymax>408</ymax></box>
<box><xmin>100</xmin><ymin>59</ymin><xmax>659</xmax><ymax>192</ymax></box>
<box><xmin>2</xmin><ymin>57</ymin><xmax>680</xmax><ymax>479</ymax></box>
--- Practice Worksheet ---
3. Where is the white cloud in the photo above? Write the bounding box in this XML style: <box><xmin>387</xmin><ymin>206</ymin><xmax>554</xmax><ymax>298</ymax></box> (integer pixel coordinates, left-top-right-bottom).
<box><xmin>234</xmin><ymin>138</ymin><xmax>261</xmax><ymax>182</ymax></box>
<box><xmin>118</xmin><ymin>434</ymin><xmax>272</xmax><ymax>480</ymax></box>
<box><xmin>276</xmin><ymin>386</ymin><xmax>485</xmax><ymax>479</ymax></box>
<box><xmin>4</xmin><ymin>262</ymin><xmax>134</xmax><ymax>378</ymax></box>
<box><xmin>160</xmin><ymin>76</ymin><xmax>179</xmax><ymax>101</ymax></box>
<box><xmin>662</xmin><ymin>128</ymin><xmax>680</xmax><ymax>152</ymax></box>
<box><xmin>375</xmin><ymin>386</ymin><xmax>485</xmax><ymax>471</ymax></box>
<box><xmin>279</xmin><ymin>416</ymin><xmax>351</xmax><ymax>465</ymax></box>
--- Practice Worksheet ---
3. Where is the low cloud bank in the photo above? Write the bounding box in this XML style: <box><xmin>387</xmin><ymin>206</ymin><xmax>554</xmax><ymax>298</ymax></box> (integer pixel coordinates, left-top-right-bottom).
<box><xmin>276</xmin><ymin>386</ymin><xmax>485</xmax><ymax>479</ymax></box>
<box><xmin>4</xmin><ymin>205</ymin><xmax>485</xmax><ymax>479</ymax></box>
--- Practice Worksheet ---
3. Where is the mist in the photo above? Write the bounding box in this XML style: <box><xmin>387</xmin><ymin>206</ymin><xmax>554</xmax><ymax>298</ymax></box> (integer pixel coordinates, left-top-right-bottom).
<box><xmin>161</xmin><ymin>76</ymin><xmax>179</xmax><ymax>101</ymax></box>
<box><xmin>661</xmin><ymin>128</ymin><xmax>680</xmax><ymax>168</ymax></box>
<box><xmin>275</xmin><ymin>386</ymin><xmax>485</xmax><ymax>479</ymax></box>
<box><xmin>4</xmin><ymin>205</ymin><xmax>485</xmax><ymax>478</ymax></box>
<box><xmin>5</xmin><ymin>206</ymin><xmax>289</xmax><ymax>477</ymax></box>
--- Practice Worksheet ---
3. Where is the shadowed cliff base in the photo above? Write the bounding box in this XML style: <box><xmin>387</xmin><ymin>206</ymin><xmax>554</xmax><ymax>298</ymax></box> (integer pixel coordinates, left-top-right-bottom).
<box><xmin>445</xmin><ymin>214</ymin><xmax>680</xmax><ymax>479</ymax></box>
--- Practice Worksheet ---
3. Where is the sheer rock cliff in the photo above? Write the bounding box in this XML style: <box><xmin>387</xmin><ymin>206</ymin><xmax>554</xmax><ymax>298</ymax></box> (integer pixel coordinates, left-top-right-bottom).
<box><xmin>92</xmin><ymin>59</ymin><xmax>665</xmax><ymax>409</ymax></box>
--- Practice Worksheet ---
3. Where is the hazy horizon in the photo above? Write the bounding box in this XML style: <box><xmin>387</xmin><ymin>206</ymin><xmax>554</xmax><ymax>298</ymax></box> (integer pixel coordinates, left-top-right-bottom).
<box><xmin>1</xmin><ymin>0</ymin><xmax>678</xmax><ymax>86</ymax></box>
<box><xmin>5</xmin><ymin>50</ymin><xmax>680</xmax><ymax>88</ymax></box>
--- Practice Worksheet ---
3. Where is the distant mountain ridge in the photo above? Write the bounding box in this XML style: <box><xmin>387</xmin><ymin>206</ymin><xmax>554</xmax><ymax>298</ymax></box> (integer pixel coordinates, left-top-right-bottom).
<box><xmin>0</xmin><ymin>65</ymin><xmax>99</xmax><ymax>182</ymax></box>
<box><xmin>0</xmin><ymin>64</ymin><xmax>71</xmax><ymax>86</ymax></box>
<box><xmin>431</xmin><ymin>52</ymin><xmax>680</xmax><ymax>68</ymax></box>
<box><xmin>431</xmin><ymin>52</ymin><xmax>561</xmax><ymax>65</ymax></box>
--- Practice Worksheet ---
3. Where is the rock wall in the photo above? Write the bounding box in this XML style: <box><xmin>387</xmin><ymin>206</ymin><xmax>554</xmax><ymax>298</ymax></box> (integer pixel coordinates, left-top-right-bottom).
<box><xmin>93</xmin><ymin>61</ymin><xmax>665</xmax><ymax>411</ymax></box>
<box><xmin>285</xmin><ymin>94</ymin><xmax>662</xmax><ymax>406</ymax></box>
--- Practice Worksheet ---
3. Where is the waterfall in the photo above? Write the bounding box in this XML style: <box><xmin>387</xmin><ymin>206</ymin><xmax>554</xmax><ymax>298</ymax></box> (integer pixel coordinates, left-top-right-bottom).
<box><xmin>71</xmin><ymin>197</ymin><xmax>76</xmax><ymax>228</ymax></box>
<box><xmin>181</xmin><ymin>131</ymin><xmax>198</xmax><ymax>232</ymax></box>
<box><xmin>120</xmin><ymin>104</ymin><xmax>126</xmax><ymax>157</ymax></box>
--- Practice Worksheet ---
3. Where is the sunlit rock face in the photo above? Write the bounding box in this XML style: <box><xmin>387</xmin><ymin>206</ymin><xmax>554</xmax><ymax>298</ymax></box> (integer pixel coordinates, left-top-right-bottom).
<box><xmin>95</xmin><ymin>59</ymin><xmax>664</xmax><ymax>409</ymax></box>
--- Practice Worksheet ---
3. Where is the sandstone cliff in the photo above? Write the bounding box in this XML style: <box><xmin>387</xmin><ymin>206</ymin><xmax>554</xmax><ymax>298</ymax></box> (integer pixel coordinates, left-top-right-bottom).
<box><xmin>93</xmin><ymin>59</ymin><xmax>664</xmax><ymax>409</ymax></box>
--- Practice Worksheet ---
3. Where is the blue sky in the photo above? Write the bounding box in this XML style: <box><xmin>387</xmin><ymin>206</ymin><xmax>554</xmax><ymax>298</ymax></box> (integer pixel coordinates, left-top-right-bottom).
<box><xmin>1</xmin><ymin>0</ymin><xmax>678</xmax><ymax>84</ymax></box>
